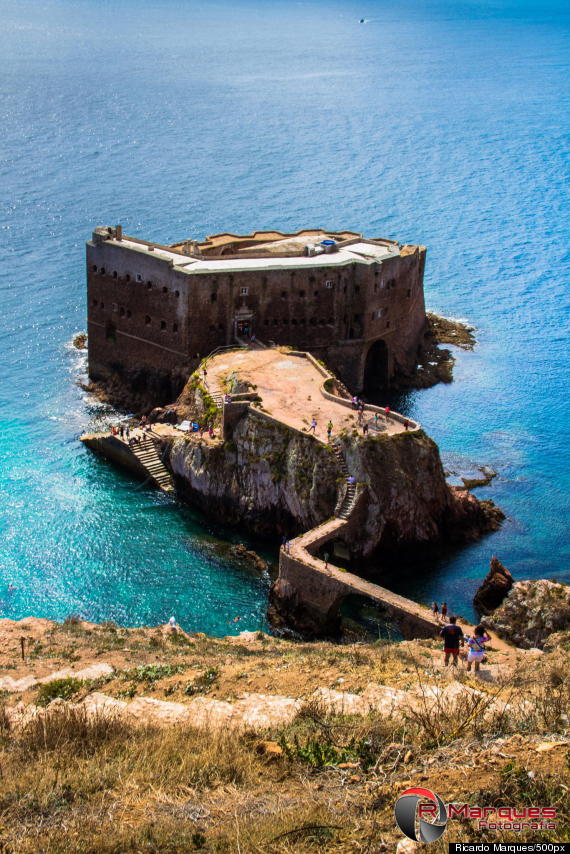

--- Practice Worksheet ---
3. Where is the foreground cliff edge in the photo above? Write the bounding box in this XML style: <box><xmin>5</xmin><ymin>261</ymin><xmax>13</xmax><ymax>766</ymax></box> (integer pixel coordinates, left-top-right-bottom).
<box><xmin>81</xmin><ymin>346</ymin><xmax>503</xmax><ymax>638</ymax></box>
<box><xmin>0</xmin><ymin>616</ymin><xmax>567</xmax><ymax>852</ymax></box>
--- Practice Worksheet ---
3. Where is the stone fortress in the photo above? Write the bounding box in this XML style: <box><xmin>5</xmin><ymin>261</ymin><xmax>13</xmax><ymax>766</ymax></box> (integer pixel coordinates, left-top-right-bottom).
<box><xmin>86</xmin><ymin>226</ymin><xmax>426</xmax><ymax>403</ymax></box>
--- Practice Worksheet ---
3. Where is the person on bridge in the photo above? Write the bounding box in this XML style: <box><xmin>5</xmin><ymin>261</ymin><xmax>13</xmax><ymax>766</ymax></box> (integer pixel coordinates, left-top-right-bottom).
<box><xmin>440</xmin><ymin>615</ymin><xmax>464</xmax><ymax>666</ymax></box>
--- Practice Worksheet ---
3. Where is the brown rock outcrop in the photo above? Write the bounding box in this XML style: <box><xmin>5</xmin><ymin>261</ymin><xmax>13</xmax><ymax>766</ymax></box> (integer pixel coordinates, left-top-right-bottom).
<box><xmin>474</xmin><ymin>556</ymin><xmax>514</xmax><ymax>615</ymax></box>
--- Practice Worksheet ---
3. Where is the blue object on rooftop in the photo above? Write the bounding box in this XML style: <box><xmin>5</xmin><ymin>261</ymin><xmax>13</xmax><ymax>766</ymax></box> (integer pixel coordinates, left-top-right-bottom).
<box><xmin>321</xmin><ymin>239</ymin><xmax>336</xmax><ymax>246</ymax></box>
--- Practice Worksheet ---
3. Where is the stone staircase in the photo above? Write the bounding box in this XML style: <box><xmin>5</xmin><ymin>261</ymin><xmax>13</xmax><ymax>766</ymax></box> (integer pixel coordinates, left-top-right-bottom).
<box><xmin>210</xmin><ymin>391</ymin><xmax>224</xmax><ymax>411</ymax></box>
<box><xmin>332</xmin><ymin>442</ymin><xmax>357</xmax><ymax>520</ymax></box>
<box><xmin>131</xmin><ymin>436</ymin><xmax>175</xmax><ymax>494</ymax></box>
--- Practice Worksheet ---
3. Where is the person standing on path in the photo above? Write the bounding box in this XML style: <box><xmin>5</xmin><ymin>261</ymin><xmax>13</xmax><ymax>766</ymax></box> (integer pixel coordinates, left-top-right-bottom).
<box><xmin>385</xmin><ymin>406</ymin><xmax>391</xmax><ymax>421</ymax></box>
<box><xmin>362</xmin><ymin>421</ymin><xmax>369</xmax><ymax>435</ymax></box>
<box><xmin>309</xmin><ymin>418</ymin><xmax>317</xmax><ymax>434</ymax></box>
<box><xmin>432</xmin><ymin>601</ymin><xmax>439</xmax><ymax>619</ymax></box>
<box><xmin>465</xmin><ymin>625</ymin><xmax>491</xmax><ymax>673</ymax></box>
<box><xmin>327</xmin><ymin>421</ymin><xmax>333</xmax><ymax>442</ymax></box>
<box><xmin>440</xmin><ymin>615</ymin><xmax>464</xmax><ymax>666</ymax></box>
<box><xmin>441</xmin><ymin>602</ymin><xmax>448</xmax><ymax>623</ymax></box>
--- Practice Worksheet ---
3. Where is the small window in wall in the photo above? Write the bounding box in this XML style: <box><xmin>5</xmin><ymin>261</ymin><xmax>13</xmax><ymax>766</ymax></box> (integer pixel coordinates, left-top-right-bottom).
<box><xmin>173</xmin><ymin>322</ymin><xmax>178</xmax><ymax>332</ymax></box>
<box><xmin>328</xmin><ymin>317</ymin><xmax>333</xmax><ymax>324</ymax></box>
<box><xmin>309</xmin><ymin>275</ymin><xmax>315</xmax><ymax>284</ymax></box>
<box><xmin>281</xmin><ymin>291</ymin><xmax>287</xmax><ymax>299</ymax></box>
<box><xmin>355</xmin><ymin>285</ymin><xmax>360</xmax><ymax>294</ymax></box>
<box><xmin>145</xmin><ymin>315</ymin><xmax>151</xmax><ymax>325</ymax></box>
<box><xmin>146</xmin><ymin>281</ymin><xmax>152</xmax><ymax>290</ymax></box>
<box><xmin>100</xmin><ymin>302</ymin><xmax>105</xmax><ymax>309</ymax></box>
<box><xmin>92</xmin><ymin>265</ymin><xmax>97</xmax><ymax>273</ymax></box>
<box><xmin>314</xmin><ymin>290</ymin><xmax>318</xmax><ymax>297</ymax></box>
<box><xmin>265</xmin><ymin>318</ymin><xmax>269</xmax><ymax>325</ymax></box>
<box><xmin>318</xmin><ymin>319</ymin><xmax>325</xmax><ymax>326</ymax></box>
<box><xmin>136</xmin><ymin>274</ymin><xmax>142</xmax><ymax>283</ymax></box>
<box><xmin>300</xmin><ymin>318</ymin><xmax>306</xmax><ymax>325</ymax></box>
<box><xmin>126</xmin><ymin>274</ymin><xmax>131</xmax><ymax>282</ymax></box>
<box><xmin>273</xmin><ymin>318</ymin><xmax>278</xmax><ymax>325</ymax></box>
<box><xmin>299</xmin><ymin>290</ymin><xmax>305</xmax><ymax>298</ymax></box>
<box><xmin>100</xmin><ymin>267</ymin><xmax>106</xmax><ymax>275</ymax></box>
<box><xmin>126</xmin><ymin>309</ymin><xmax>131</xmax><ymax>318</ymax></box>
<box><xmin>92</xmin><ymin>299</ymin><xmax>98</xmax><ymax>307</ymax></box>
<box><xmin>162</xmin><ymin>286</ymin><xmax>167</xmax><ymax>293</ymax></box>
<box><xmin>240</xmin><ymin>287</ymin><xmax>248</xmax><ymax>295</ymax></box>
<box><xmin>324</xmin><ymin>280</ymin><xmax>334</xmax><ymax>289</ymax></box>
<box><xmin>112</xmin><ymin>302</ymin><xmax>118</xmax><ymax>313</ymax></box>
<box><xmin>210</xmin><ymin>292</ymin><xmax>217</xmax><ymax>303</ymax></box>
<box><xmin>407</xmin><ymin>288</ymin><xmax>412</xmax><ymax>298</ymax></box>
<box><xmin>113</xmin><ymin>270</ymin><xmax>118</xmax><ymax>279</ymax></box>
<box><xmin>292</xmin><ymin>318</ymin><xmax>298</xmax><ymax>325</ymax></box>
<box><xmin>386</xmin><ymin>321</ymin><xmax>391</xmax><ymax>329</ymax></box>
<box><xmin>175</xmin><ymin>290</ymin><xmax>180</xmax><ymax>297</ymax></box>
<box><xmin>343</xmin><ymin>286</ymin><xmax>347</xmax><ymax>293</ymax></box>
<box><xmin>160</xmin><ymin>320</ymin><xmax>166</xmax><ymax>330</ymax></box>
<box><xmin>218</xmin><ymin>323</ymin><xmax>223</xmax><ymax>330</ymax></box>
<box><xmin>119</xmin><ymin>307</ymin><xmax>125</xmax><ymax>317</ymax></box>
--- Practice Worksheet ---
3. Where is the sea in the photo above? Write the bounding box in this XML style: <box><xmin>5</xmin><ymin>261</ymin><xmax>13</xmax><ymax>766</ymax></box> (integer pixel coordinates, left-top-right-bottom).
<box><xmin>1</xmin><ymin>0</ymin><xmax>569</xmax><ymax>634</ymax></box>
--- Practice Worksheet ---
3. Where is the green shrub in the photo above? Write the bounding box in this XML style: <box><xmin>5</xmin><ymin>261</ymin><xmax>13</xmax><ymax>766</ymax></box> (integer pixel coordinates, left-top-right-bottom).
<box><xmin>37</xmin><ymin>678</ymin><xmax>84</xmax><ymax>707</ymax></box>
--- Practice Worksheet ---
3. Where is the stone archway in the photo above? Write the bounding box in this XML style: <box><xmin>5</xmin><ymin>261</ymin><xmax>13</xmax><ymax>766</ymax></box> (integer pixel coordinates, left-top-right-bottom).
<box><xmin>363</xmin><ymin>339</ymin><xmax>389</xmax><ymax>391</ymax></box>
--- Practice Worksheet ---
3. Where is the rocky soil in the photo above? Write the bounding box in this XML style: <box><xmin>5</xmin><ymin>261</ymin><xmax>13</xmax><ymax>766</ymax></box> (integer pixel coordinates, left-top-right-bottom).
<box><xmin>483</xmin><ymin>579</ymin><xmax>570</xmax><ymax>649</ymax></box>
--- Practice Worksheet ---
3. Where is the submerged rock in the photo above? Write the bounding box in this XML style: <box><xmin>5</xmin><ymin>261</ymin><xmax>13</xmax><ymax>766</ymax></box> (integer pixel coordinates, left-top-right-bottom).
<box><xmin>483</xmin><ymin>579</ymin><xmax>570</xmax><ymax>649</ymax></box>
<box><xmin>474</xmin><ymin>556</ymin><xmax>514</xmax><ymax>615</ymax></box>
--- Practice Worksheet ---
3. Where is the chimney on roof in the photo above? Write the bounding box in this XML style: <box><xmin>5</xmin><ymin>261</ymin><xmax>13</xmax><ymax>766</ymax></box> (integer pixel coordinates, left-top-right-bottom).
<box><xmin>115</xmin><ymin>224</ymin><xmax>123</xmax><ymax>241</ymax></box>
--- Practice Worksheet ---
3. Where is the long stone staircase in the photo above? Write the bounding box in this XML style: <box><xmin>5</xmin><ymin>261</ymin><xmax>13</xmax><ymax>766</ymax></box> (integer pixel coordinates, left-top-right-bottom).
<box><xmin>131</xmin><ymin>436</ymin><xmax>175</xmax><ymax>494</ymax></box>
<box><xmin>331</xmin><ymin>442</ymin><xmax>357</xmax><ymax>520</ymax></box>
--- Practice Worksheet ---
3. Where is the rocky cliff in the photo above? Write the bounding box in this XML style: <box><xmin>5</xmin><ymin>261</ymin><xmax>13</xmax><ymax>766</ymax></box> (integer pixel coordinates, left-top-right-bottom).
<box><xmin>165</xmin><ymin>411</ymin><xmax>339</xmax><ymax>537</ymax></box>
<box><xmin>161</xmin><ymin>410</ymin><xmax>502</xmax><ymax>555</ymax></box>
<box><xmin>483</xmin><ymin>579</ymin><xmax>570</xmax><ymax>649</ymax></box>
<box><xmin>474</xmin><ymin>556</ymin><xmax>514</xmax><ymax>615</ymax></box>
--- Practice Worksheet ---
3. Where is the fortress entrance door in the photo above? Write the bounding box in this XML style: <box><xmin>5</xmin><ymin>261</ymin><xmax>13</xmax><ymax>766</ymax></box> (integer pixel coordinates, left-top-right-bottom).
<box><xmin>363</xmin><ymin>339</ymin><xmax>389</xmax><ymax>391</ymax></box>
<box><xmin>234</xmin><ymin>311</ymin><xmax>254</xmax><ymax>340</ymax></box>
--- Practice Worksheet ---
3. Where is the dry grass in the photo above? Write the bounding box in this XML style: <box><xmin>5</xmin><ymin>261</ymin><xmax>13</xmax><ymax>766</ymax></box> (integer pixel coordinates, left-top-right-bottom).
<box><xmin>0</xmin><ymin>624</ymin><xmax>569</xmax><ymax>851</ymax></box>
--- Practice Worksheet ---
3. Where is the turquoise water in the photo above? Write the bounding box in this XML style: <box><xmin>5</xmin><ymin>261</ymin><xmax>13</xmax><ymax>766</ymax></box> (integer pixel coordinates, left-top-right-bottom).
<box><xmin>1</xmin><ymin>0</ymin><xmax>569</xmax><ymax>629</ymax></box>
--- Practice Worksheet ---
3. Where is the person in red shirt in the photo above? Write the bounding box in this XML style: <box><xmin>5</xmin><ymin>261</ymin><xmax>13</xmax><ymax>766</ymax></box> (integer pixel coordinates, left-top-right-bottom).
<box><xmin>440</xmin><ymin>615</ymin><xmax>464</xmax><ymax>666</ymax></box>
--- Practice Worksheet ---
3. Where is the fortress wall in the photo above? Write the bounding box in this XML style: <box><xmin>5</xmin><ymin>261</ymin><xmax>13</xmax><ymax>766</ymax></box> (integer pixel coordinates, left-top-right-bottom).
<box><xmin>86</xmin><ymin>231</ymin><xmax>427</xmax><ymax>407</ymax></box>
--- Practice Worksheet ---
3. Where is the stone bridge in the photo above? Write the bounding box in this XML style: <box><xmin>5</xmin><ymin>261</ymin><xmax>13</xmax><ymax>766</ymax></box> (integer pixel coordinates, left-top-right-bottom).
<box><xmin>275</xmin><ymin>507</ymin><xmax>440</xmax><ymax>639</ymax></box>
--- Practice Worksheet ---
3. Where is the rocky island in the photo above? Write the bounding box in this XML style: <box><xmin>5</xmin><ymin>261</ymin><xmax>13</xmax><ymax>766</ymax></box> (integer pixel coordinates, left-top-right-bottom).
<box><xmin>79</xmin><ymin>225</ymin><xmax>506</xmax><ymax>638</ymax></box>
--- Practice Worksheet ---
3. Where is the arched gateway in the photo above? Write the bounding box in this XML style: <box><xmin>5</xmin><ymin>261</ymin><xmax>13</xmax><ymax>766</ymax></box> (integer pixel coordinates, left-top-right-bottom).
<box><xmin>363</xmin><ymin>339</ymin><xmax>389</xmax><ymax>391</ymax></box>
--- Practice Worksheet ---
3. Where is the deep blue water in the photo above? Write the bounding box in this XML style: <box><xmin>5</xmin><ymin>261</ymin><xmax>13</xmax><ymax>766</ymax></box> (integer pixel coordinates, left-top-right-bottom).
<box><xmin>1</xmin><ymin>0</ymin><xmax>569</xmax><ymax>631</ymax></box>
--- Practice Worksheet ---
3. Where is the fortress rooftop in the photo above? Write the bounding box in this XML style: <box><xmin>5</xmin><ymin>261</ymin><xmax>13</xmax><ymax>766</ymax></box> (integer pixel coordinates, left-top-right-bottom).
<box><xmin>92</xmin><ymin>227</ymin><xmax>402</xmax><ymax>275</ymax></box>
